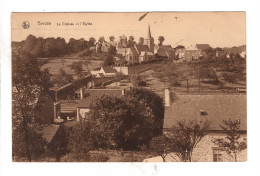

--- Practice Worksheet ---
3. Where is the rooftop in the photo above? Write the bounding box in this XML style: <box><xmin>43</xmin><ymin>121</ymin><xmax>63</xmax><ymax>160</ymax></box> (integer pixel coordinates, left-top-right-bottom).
<box><xmin>196</xmin><ymin>44</ymin><xmax>210</xmax><ymax>50</ymax></box>
<box><xmin>164</xmin><ymin>94</ymin><xmax>247</xmax><ymax>131</ymax></box>
<box><xmin>102</xmin><ymin>66</ymin><xmax>117</xmax><ymax>73</ymax></box>
<box><xmin>77</xmin><ymin>89</ymin><xmax>123</xmax><ymax>108</ymax></box>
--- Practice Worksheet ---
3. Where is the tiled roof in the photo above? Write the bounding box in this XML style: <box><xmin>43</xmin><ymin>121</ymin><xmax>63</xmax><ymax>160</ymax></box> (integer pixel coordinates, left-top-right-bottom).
<box><xmin>102</xmin><ymin>66</ymin><xmax>117</xmax><ymax>73</ymax></box>
<box><xmin>196</xmin><ymin>44</ymin><xmax>210</xmax><ymax>50</ymax></box>
<box><xmin>77</xmin><ymin>89</ymin><xmax>123</xmax><ymax>108</ymax></box>
<box><xmin>135</xmin><ymin>44</ymin><xmax>151</xmax><ymax>54</ymax></box>
<box><xmin>164</xmin><ymin>94</ymin><xmax>247</xmax><ymax>131</ymax></box>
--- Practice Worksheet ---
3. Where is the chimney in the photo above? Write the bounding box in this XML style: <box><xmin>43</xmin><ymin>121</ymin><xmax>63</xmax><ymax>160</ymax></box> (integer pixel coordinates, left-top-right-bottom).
<box><xmin>165</xmin><ymin>88</ymin><xmax>171</xmax><ymax>107</ymax></box>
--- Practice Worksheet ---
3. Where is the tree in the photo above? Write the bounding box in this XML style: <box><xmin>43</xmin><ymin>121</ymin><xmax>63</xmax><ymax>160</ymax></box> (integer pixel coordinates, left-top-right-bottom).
<box><xmin>158</xmin><ymin>36</ymin><xmax>165</xmax><ymax>46</ymax></box>
<box><xmin>104</xmin><ymin>54</ymin><xmax>114</xmax><ymax>66</ymax></box>
<box><xmin>109</xmin><ymin>36</ymin><xmax>115</xmax><ymax>42</ymax></box>
<box><xmin>149</xmin><ymin>135</ymin><xmax>172</xmax><ymax>162</ymax></box>
<box><xmin>69</xmin><ymin>61</ymin><xmax>83</xmax><ymax>78</ymax></box>
<box><xmin>168</xmin><ymin>119</ymin><xmax>211</xmax><ymax>162</ymax></box>
<box><xmin>212</xmin><ymin>119</ymin><xmax>247</xmax><ymax>162</ymax></box>
<box><xmin>127</xmin><ymin>36</ymin><xmax>136</xmax><ymax>47</ymax></box>
<box><xmin>125</xmin><ymin>88</ymin><xmax>165</xmax><ymax>136</ymax></box>
<box><xmin>98</xmin><ymin>36</ymin><xmax>105</xmax><ymax>43</ymax></box>
<box><xmin>12</xmin><ymin>51</ymin><xmax>52</xmax><ymax>161</ymax></box>
<box><xmin>108</xmin><ymin>45</ymin><xmax>117</xmax><ymax>56</ymax></box>
<box><xmin>12</xmin><ymin>124</ymin><xmax>47</xmax><ymax>161</ymax></box>
<box><xmin>87</xmin><ymin>88</ymin><xmax>165</xmax><ymax>151</ymax></box>
<box><xmin>88</xmin><ymin>37</ymin><xmax>96</xmax><ymax>47</ymax></box>
<box><xmin>138</xmin><ymin>37</ymin><xmax>144</xmax><ymax>45</ymax></box>
<box><xmin>53</xmin><ymin>68</ymin><xmax>74</xmax><ymax>87</ymax></box>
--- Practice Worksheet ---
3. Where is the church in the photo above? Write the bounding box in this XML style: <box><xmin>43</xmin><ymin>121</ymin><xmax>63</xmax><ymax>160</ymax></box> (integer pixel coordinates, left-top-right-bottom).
<box><xmin>117</xmin><ymin>24</ymin><xmax>155</xmax><ymax>65</ymax></box>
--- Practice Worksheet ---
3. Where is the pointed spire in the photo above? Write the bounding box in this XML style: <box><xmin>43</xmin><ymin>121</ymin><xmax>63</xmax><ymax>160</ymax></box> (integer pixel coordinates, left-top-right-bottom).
<box><xmin>147</xmin><ymin>23</ymin><xmax>152</xmax><ymax>39</ymax></box>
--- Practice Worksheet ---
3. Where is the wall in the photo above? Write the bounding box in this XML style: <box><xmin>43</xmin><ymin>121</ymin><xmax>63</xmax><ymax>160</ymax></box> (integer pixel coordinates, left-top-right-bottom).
<box><xmin>113</xmin><ymin>66</ymin><xmax>129</xmax><ymax>75</ymax></box>
<box><xmin>192</xmin><ymin>133</ymin><xmax>247</xmax><ymax>162</ymax></box>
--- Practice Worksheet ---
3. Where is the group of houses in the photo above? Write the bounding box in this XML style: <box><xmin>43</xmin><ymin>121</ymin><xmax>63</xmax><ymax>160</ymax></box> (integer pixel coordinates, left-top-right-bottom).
<box><xmin>29</xmin><ymin>23</ymin><xmax>247</xmax><ymax>162</ymax></box>
<box><xmin>34</xmin><ymin>73</ymin><xmax>247</xmax><ymax>162</ymax></box>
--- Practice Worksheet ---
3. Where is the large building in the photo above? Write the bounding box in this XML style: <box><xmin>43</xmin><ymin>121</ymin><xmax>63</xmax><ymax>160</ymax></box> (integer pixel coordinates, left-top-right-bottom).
<box><xmin>117</xmin><ymin>24</ymin><xmax>155</xmax><ymax>64</ymax></box>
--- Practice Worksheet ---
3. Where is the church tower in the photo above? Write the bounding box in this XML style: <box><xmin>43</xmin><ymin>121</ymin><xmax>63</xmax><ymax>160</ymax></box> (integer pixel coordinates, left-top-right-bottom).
<box><xmin>145</xmin><ymin>24</ymin><xmax>154</xmax><ymax>53</ymax></box>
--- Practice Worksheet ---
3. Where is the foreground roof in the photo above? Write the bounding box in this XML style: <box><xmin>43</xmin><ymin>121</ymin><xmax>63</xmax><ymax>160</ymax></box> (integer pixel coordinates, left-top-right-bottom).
<box><xmin>77</xmin><ymin>89</ymin><xmax>123</xmax><ymax>108</ymax></box>
<box><xmin>164</xmin><ymin>94</ymin><xmax>247</xmax><ymax>131</ymax></box>
<box><xmin>36</xmin><ymin>125</ymin><xmax>60</xmax><ymax>143</ymax></box>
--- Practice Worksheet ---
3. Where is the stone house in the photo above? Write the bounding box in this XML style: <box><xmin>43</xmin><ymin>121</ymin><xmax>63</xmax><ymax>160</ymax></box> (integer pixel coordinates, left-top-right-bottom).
<box><xmin>145</xmin><ymin>89</ymin><xmax>247</xmax><ymax>162</ymax></box>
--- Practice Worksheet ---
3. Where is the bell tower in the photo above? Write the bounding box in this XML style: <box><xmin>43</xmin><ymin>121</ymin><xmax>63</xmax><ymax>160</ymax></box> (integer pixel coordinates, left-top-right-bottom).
<box><xmin>145</xmin><ymin>24</ymin><xmax>154</xmax><ymax>53</ymax></box>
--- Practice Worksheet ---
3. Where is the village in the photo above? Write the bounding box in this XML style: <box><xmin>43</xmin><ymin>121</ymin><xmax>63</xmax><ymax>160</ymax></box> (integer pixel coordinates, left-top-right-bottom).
<box><xmin>12</xmin><ymin>16</ymin><xmax>247</xmax><ymax>162</ymax></box>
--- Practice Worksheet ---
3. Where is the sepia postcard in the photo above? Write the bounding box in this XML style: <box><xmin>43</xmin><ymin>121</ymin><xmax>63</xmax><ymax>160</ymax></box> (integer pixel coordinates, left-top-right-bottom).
<box><xmin>11</xmin><ymin>12</ymin><xmax>247</xmax><ymax>163</ymax></box>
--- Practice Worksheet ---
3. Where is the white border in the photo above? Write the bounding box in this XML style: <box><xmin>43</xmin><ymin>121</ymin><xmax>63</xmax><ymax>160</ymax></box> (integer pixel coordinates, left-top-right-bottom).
<box><xmin>1</xmin><ymin>0</ymin><xmax>260</xmax><ymax>176</ymax></box>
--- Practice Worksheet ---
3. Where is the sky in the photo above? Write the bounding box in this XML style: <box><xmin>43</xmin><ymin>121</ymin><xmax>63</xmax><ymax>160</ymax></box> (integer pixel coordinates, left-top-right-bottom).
<box><xmin>11</xmin><ymin>12</ymin><xmax>246</xmax><ymax>48</ymax></box>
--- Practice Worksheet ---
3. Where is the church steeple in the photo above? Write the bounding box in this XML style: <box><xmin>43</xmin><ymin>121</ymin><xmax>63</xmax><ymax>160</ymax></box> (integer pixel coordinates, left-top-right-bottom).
<box><xmin>145</xmin><ymin>23</ymin><xmax>154</xmax><ymax>53</ymax></box>
<box><xmin>147</xmin><ymin>24</ymin><xmax>152</xmax><ymax>38</ymax></box>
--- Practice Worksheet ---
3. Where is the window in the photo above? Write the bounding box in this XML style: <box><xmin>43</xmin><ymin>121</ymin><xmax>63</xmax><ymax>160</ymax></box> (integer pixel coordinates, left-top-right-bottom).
<box><xmin>200</xmin><ymin>110</ymin><xmax>208</xmax><ymax>116</ymax></box>
<box><xmin>213</xmin><ymin>148</ymin><xmax>224</xmax><ymax>162</ymax></box>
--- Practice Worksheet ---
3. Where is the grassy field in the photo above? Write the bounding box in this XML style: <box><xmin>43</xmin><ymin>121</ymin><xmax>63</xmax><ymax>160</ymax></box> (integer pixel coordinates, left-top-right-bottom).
<box><xmin>129</xmin><ymin>59</ymin><xmax>246</xmax><ymax>94</ymax></box>
<box><xmin>39</xmin><ymin>55</ymin><xmax>103</xmax><ymax>76</ymax></box>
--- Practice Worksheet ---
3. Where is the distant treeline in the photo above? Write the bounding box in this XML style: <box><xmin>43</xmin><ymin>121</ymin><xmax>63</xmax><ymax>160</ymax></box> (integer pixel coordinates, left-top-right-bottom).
<box><xmin>12</xmin><ymin>35</ymin><xmax>96</xmax><ymax>57</ymax></box>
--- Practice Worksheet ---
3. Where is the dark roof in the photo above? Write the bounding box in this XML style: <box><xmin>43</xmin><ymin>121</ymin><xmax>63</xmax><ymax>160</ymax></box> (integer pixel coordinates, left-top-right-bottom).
<box><xmin>128</xmin><ymin>47</ymin><xmax>139</xmax><ymax>55</ymax></box>
<box><xmin>135</xmin><ymin>44</ymin><xmax>151</xmax><ymax>54</ymax></box>
<box><xmin>102</xmin><ymin>66</ymin><xmax>117</xmax><ymax>73</ymax></box>
<box><xmin>36</xmin><ymin>125</ymin><xmax>60</xmax><ymax>143</ymax></box>
<box><xmin>77</xmin><ymin>89</ymin><xmax>123</xmax><ymax>108</ymax></box>
<box><xmin>157</xmin><ymin>46</ymin><xmax>175</xmax><ymax>57</ymax></box>
<box><xmin>164</xmin><ymin>94</ymin><xmax>247</xmax><ymax>131</ymax></box>
<box><xmin>196</xmin><ymin>44</ymin><xmax>210</xmax><ymax>50</ymax></box>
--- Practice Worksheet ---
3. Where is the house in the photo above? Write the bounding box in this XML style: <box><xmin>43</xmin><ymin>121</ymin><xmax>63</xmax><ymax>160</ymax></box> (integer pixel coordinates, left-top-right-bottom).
<box><xmin>156</xmin><ymin>45</ymin><xmax>175</xmax><ymax>59</ymax></box>
<box><xmin>35</xmin><ymin>75</ymin><xmax>93</xmax><ymax>124</ymax></box>
<box><xmin>161</xmin><ymin>89</ymin><xmax>247</xmax><ymax>162</ymax></box>
<box><xmin>76</xmin><ymin>89</ymin><xmax>124</xmax><ymax>121</ymax></box>
<box><xmin>116</xmin><ymin>24</ymin><xmax>155</xmax><ymax>64</ymax></box>
<box><xmin>175</xmin><ymin>45</ymin><xmax>201</xmax><ymax>62</ymax></box>
<box><xmin>91</xmin><ymin>66</ymin><xmax>118</xmax><ymax>77</ymax></box>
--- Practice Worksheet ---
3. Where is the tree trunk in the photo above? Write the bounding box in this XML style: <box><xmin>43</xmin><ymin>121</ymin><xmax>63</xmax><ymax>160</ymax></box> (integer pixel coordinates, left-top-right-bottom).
<box><xmin>22</xmin><ymin>115</ymin><xmax>32</xmax><ymax>162</ymax></box>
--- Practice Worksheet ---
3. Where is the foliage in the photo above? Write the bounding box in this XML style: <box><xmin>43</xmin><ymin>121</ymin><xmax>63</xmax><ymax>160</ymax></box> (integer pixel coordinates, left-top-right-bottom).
<box><xmin>83</xmin><ymin>88</ymin><xmax>164</xmax><ymax>151</ymax></box>
<box><xmin>104</xmin><ymin>54</ymin><xmax>115</xmax><ymax>66</ymax></box>
<box><xmin>139</xmin><ymin>37</ymin><xmax>144</xmax><ymax>45</ymax></box>
<box><xmin>127</xmin><ymin>36</ymin><xmax>136</xmax><ymax>47</ymax></box>
<box><xmin>168</xmin><ymin>119</ymin><xmax>211</xmax><ymax>161</ymax></box>
<box><xmin>88</xmin><ymin>37</ymin><xmax>96</xmax><ymax>47</ymax></box>
<box><xmin>12</xmin><ymin>124</ymin><xmax>47</xmax><ymax>161</ymax></box>
<box><xmin>149</xmin><ymin>134</ymin><xmax>172</xmax><ymax>162</ymax></box>
<box><xmin>158</xmin><ymin>36</ymin><xmax>165</xmax><ymax>46</ymax></box>
<box><xmin>222</xmin><ymin>73</ymin><xmax>236</xmax><ymax>84</ymax></box>
<box><xmin>109</xmin><ymin>36</ymin><xmax>115</xmax><ymax>42</ymax></box>
<box><xmin>212</xmin><ymin>119</ymin><xmax>247</xmax><ymax>162</ymax></box>
<box><xmin>53</xmin><ymin>68</ymin><xmax>74</xmax><ymax>87</ymax></box>
<box><xmin>125</xmin><ymin>88</ymin><xmax>165</xmax><ymax>136</ymax></box>
<box><xmin>108</xmin><ymin>45</ymin><xmax>117</xmax><ymax>56</ymax></box>
<box><xmin>68</xmin><ymin>121</ymin><xmax>110</xmax><ymax>155</ymax></box>
<box><xmin>69</xmin><ymin>61</ymin><xmax>83</xmax><ymax>77</ymax></box>
<box><xmin>12</xmin><ymin>51</ymin><xmax>52</xmax><ymax>161</ymax></box>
